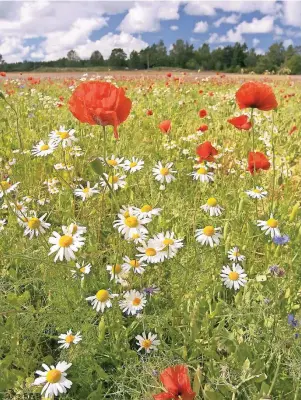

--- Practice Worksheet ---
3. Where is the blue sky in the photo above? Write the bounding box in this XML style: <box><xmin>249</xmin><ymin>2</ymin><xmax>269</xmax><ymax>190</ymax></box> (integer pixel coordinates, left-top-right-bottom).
<box><xmin>0</xmin><ymin>1</ymin><xmax>300</xmax><ymax>62</ymax></box>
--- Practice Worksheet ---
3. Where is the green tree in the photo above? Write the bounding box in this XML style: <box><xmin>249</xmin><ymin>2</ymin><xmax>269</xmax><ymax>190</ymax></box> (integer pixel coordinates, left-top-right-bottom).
<box><xmin>0</xmin><ymin>54</ymin><xmax>4</xmax><ymax>65</ymax></box>
<box><xmin>287</xmin><ymin>54</ymin><xmax>301</xmax><ymax>74</ymax></box>
<box><xmin>245</xmin><ymin>49</ymin><xmax>258</xmax><ymax>68</ymax></box>
<box><xmin>108</xmin><ymin>48</ymin><xmax>127</xmax><ymax>68</ymax></box>
<box><xmin>266</xmin><ymin>42</ymin><xmax>285</xmax><ymax>68</ymax></box>
<box><xmin>67</xmin><ymin>50</ymin><xmax>80</xmax><ymax>61</ymax></box>
<box><xmin>128</xmin><ymin>50</ymin><xmax>142</xmax><ymax>69</ymax></box>
<box><xmin>169</xmin><ymin>40</ymin><xmax>194</xmax><ymax>68</ymax></box>
<box><xmin>195</xmin><ymin>43</ymin><xmax>210</xmax><ymax>70</ymax></box>
<box><xmin>90</xmin><ymin>51</ymin><xmax>104</xmax><ymax>66</ymax></box>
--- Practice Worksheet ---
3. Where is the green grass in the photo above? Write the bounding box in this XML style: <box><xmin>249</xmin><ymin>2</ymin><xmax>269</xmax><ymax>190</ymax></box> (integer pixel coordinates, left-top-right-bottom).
<box><xmin>1</xmin><ymin>75</ymin><xmax>301</xmax><ymax>399</ymax></box>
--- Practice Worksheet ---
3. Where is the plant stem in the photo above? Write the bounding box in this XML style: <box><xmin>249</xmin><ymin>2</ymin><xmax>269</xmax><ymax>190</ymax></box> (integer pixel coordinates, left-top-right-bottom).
<box><xmin>3</xmin><ymin>96</ymin><xmax>23</xmax><ymax>151</ymax></box>
<box><xmin>270</xmin><ymin>112</ymin><xmax>276</xmax><ymax>214</ymax></box>
<box><xmin>268</xmin><ymin>354</ymin><xmax>282</xmax><ymax>396</ymax></box>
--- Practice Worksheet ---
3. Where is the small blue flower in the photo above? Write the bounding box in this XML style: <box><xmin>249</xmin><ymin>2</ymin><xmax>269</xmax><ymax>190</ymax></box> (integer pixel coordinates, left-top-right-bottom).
<box><xmin>273</xmin><ymin>235</ymin><xmax>290</xmax><ymax>245</ymax></box>
<box><xmin>288</xmin><ymin>314</ymin><xmax>298</xmax><ymax>328</ymax></box>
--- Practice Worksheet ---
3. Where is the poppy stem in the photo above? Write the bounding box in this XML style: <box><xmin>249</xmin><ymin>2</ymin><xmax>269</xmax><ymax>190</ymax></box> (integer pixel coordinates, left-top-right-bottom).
<box><xmin>103</xmin><ymin>126</ymin><xmax>107</xmax><ymax>160</ymax></box>
<box><xmin>250</xmin><ymin>109</ymin><xmax>258</xmax><ymax>218</ymax></box>
<box><xmin>270</xmin><ymin>113</ymin><xmax>276</xmax><ymax>214</ymax></box>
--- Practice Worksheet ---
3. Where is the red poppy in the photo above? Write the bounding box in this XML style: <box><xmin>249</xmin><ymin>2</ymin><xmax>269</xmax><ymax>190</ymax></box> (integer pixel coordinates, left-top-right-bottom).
<box><xmin>153</xmin><ymin>365</ymin><xmax>196</xmax><ymax>400</ymax></box>
<box><xmin>0</xmin><ymin>71</ymin><xmax>6</xmax><ymax>77</ymax></box>
<box><xmin>227</xmin><ymin>115</ymin><xmax>252</xmax><ymax>131</ymax></box>
<box><xmin>59</xmin><ymin>96</ymin><xmax>64</xmax><ymax>102</ymax></box>
<box><xmin>68</xmin><ymin>81</ymin><xmax>132</xmax><ymax>139</ymax></box>
<box><xmin>248</xmin><ymin>151</ymin><xmax>270</xmax><ymax>174</ymax></box>
<box><xmin>289</xmin><ymin>125</ymin><xmax>297</xmax><ymax>135</ymax></box>
<box><xmin>196</xmin><ymin>141</ymin><xmax>218</xmax><ymax>162</ymax></box>
<box><xmin>147</xmin><ymin>109</ymin><xmax>153</xmax><ymax>116</ymax></box>
<box><xmin>199</xmin><ymin>90</ymin><xmax>203</xmax><ymax>95</ymax></box>
<box><xmin>199</xmin><ymin>109</ymin><xmax>207</xmax><ymax>118</ymax></box>
<box><xmin>197</xmin><ymin>124</ymin><xmax>208</xmax><ymax>132</ymax></box>
<box><xmin>236</xmin><ymin>81</ymin><xmax>278</xmax><ymax>111</ymax></box>
<box><xmin>166</xmin><ymin>73</ymin><xmax>172</xmax><ymax>78</ymax></box>
<box><xmin>159</xmin><ymin>120</ymin><xmax>171</xmax><ymax>134</ymax></box>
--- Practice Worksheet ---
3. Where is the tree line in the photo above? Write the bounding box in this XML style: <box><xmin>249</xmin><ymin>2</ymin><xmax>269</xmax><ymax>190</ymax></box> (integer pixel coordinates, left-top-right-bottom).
<box><xmin>1</xmin><ymin>40</ymin><xmax>301</xmax><ymax>74</ymax></box>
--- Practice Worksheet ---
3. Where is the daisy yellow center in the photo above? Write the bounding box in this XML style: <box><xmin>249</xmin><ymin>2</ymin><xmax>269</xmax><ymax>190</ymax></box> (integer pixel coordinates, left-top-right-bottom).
<box><xmin>107</xmin><ymin>159</ymin><xmax>117</xmax><ymax>166</ymax></box>
<box><xmin>163</xmin><ymin>238</ymin><xmax>174</xmax><ymax>246</ymax></box>
<box><xmin>46</xmin><ymin>369</ymin><xmax>62</xmax><ymax>384</ymax></box>
<box><xmin>142</xmin><ymin>339</ymin><xmax>152</xmax><ymax>349</ymax></box>
<box><xmin>132</xmin><ymin>297</ymin><xmax>141</xmax><ymax>306</ymax></box>
<box><xmin>83</xmin><ymin>188</ymin><xmax>90</xmax><ymax>193</ymax></box>
<box><xmin>253</xmin><ymin>189</ymin><xmax>261</xmax><ymax>193</ymax></box>
<box><xmin>79</xmin><ymin>267</ymin><xmax>86</xmax><ymax>273</ymax></box>
<box><xmin>27</xmin><ymin>217</ymin><xmax>41</xmax><ymax>230</ymax></box>
<box><xmin>267</xmin><ymin>218</ymin><xmax>278</xmax><ymax>228</ymax></box>
<box><xmin>59</xmin><ymin>131</ymin><xmax>70</xmax><ymax>139</ymax></box>
<box><xmin>160</xmin><ymin>168</ymin><xmax>169</xmax><ymax>176</ymax></box>
<box><xmin>141</xmin><ymin>205</ymin><xmax>152</xmax><ymax>212</ymax></box>
<box><xmin>233</xmin><ymin>251</ymin><xmax>240</xmax><ymax>257</ymax></box>
<box><xmin>16</xmin><ymin>203</ymin><xmax>23</xmax><ymax>210</ymax></box>
<box><xmin>59</xmin><ymin>235</ymin><xmax>73</xmax><ymax>247</ymax></box>
<box><xmin>229</xmin><ymin>271</ymin><xmax>239</xmax><ymax>281</ymax></box>
<box><xmin>108</xmin><ymin>176</ymin><xmax>119</xmax><ymax>184</ymax></box>
<box><xmin>1</xmin><ymin>181</ymin><xmax>11</xmax><ymax>190</ymax></box>
<box><xmin>96</xmin><ymin>289</ymin><xmax>109</xmax><ymax>302</ymax></box>
<box><xmin>145</xmin><ymin>248</ymin><xmax>156</xmax><ymax>256</ymax></box>
<box><xmin>203</xmin><ymin>226</ymin><xmax>215</xmax><ymax>236</ymax></box>
<box><xmin>112</xmin><ymin>264</ymin><xmax>122</xmax><ymax>274</ymax></box>
<box><xmin>130</xmin><ymin>162</ymin><xmax>137</xmax><ymax>168</ymax></box>
<box><xmin>40</xmin><ymin>144</ymin><xmax>49</xmax><ymax>151</ymax></box>
<box><xmin>129</xmin><ymin>259</ymin><xmax>139</xmax><ymax>268</ymax></box>
<box><xmin>65</xmin><ymin>334</ymin><xmax>75</xmax><ymax>343</ymax></box>
<box><xmin>125</xmin><ymin>216</ymin><xmax>138</xmax><ymax>228</ymax></box>
<box><xmin>124</xmin><ymin>211</ymin><xmax>130</xmax><ymax>218</ymax></box>
<box><xmin>197</xmin><ymin>167</ymin><xmax>206</xmax><ymax>175</ymax></box>
<box><xmin>132</xmin><ymin>233</ymin><xmax>140</xmax><ymax>239</ymax></box>
<box><xmin>207</xmin><ymin>197</ymin><xmax>217</xmax><ymax>207</ymax></box>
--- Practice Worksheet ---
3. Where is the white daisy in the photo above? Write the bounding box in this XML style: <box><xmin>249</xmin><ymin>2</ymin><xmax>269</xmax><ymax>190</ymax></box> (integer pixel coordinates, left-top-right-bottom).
<box><xmin>0</xmin><ymin>179</ymin><xmax>20</xmax><ymax>198</ymax></box>
<box><xmin>23</xmin><ymin>212</ymin><xmax>51</xmax><ymax>239</ymax></box>
<box><xmin>190</xmin><ymin>166</ymin><xmax>214</xmax><ymax>183</ymax></box>
<box><xmin>58</xmin><ymin>330</ymin><xmax>82</xmax><ymax>349</ymax></box>
<box><xmin>74</xmin><ymin>182</ymin><xmax>99</xmax><ymax>201</ymax></box>
<box><xmin>31</xmin><ymin>140</ymin><xmax>58</xmax><ymax>157</ymax></box>
<box><xmin>49</xmin><ymin>126</ymin><xmax>77</xmax><ymax>148</ymax></box>
<box><xmin>133</xmin><ymin>204</ymin><xmax>162</xmax><ymax>219</ymax></box>
<box><xmin>136</xmin><ymin>241</ymin><xmax>165</xmax><ymax>264</ymax></box>
<box><xmin>10</xmin><ymin>200</ymin><xmax>28</xmax><ymax>214</ymax></box>
<box><xmin>86</xmin><ymin>289</ymin><xmax>117</xmax><ymax>313</ymax></box>
<box><xmin>119</xmin><ymin>290</ymin><xmax>147</xmax><ymax>315</ymax></box>
<box><xmin>257</xmin><ymin>215</ymin><xmax>281</xmax><ymax>238</ymax></box>
<box><xmin>113</xmin><ymin>210</ymin><xmax>150</xmax><ymax>240</ymax></box>
<box><xmin>63</xmin><ymin>222</ymin><xmax>87</xmax><ymax>237</ymax></box>
<box><xmin>152</xmin><ymin>161</ymin><xmax>177</xmax><ymax>184</ymax></box>
<box><xmin>71</xmin><ymin>262</ymin><xmax>92</xmax><ymax>280</ymax></box>
<box><xmin>245</xmin><ymin>187</ymin><xmax>268</xmax><ymax>199</ymax></box>
<box><xmin>127</xmin><ymin>231</ymin><xmax>148</xmax><ymax>245</ymax></box>
<box><xmin>200</xmin><ymin>197</ymin><xmax>224</xmax><ymax>216</ymax></box>
<box><xmin>106</xmin><ymin>263</ymin><xmax>127</xmax><ymax>283</ymax></box>
<box><xmin>99</xmin><ymin>154</ymin><xmax>124</xmax><ymax>168</ymax></box>
<box><xmin>195</xmin><ymin>225</ymin><xmax>222</xmax><ymax>247</ymax></box>
<box><xmin>122</xmin><ymin>256</ymin><xmax>146</xmax><ymax>274</ymax></box>
<box><xmin>48</xmin><ymin>229</ymin><xmax>85</xmax><ymax>262</ymax></box>
<box><xmin>0</xmin><ymin>218</ymin><xmax>7</xmax><ymax>232</ymax></box>
<box><xmin>100</xmin><ymin>173</ymin><xmax>126</xmax><ymax>191</ymax></box>
<box><xmin>135</xmin><ymin>332</ymin><xmax>160</xmax><ymax>353</ymax></box>
<box><xmin>221</xmin><ymin>264</ymin><xmax>247</xmax><ymax>290</ymax></box>
<box><xmin>150</xmin><ymin>231</ymin><xmax>184</xmax><ymax>259</ymax></box>
<box><xmin>33</xmin><ymin>361</ymin><xmax>72</xmax><ymax>398</ymax></box>
<box><xmin>122</xmin><ymin>157</ymin><xmax>144</xmax><ymax>173</ymax></box>
<box><xmin>227</xmin><ymin>247</ymin><xmax>246</xmax><ymax>263</ymax></box>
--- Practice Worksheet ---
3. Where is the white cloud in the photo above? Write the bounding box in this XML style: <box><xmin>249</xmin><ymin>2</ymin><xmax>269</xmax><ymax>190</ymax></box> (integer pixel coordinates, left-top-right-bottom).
<box><xmin>252</xmin><ymin>38</ymin><xmax>260</xmax><ymax>48</ymax></box>
<box><xmin>283</xmin><ymin>1</ymin><xmax>301</xmax><ymax>27</ymax></box>
<box><xmin>184</xmin><ymin>2</ymin><xmax>216</xmax><ymax>16</ymax></box>
<box><xmin>213</xmin><ymin>13</ymin><xmax>240</xmax><ymax>28</ymax></box>
<box><xmin>0</xmin><ymin>37</ymin><xmax>32</xmax><ymax>63</ymax></box>
<box><xmin>193</xmin><ymin>21</ymin><xmax>208</xmax><ymax>33</ymax></box>
<box><xmin>170</xmin><ymin>25</ymin><xmax>179</xmax><ymax>31</ymax></box>
<box><xmin>118</xmin><ymin>2</ymin><xmax>180</xmax><ymax>34</ymax></box>
<box><xmin>184</xmin><ymin>1</ymin><xmax>277</xmax><ymax>16</ymax></box>
<box><xmin>255</xmin><ymin>48</ymin><xmax>265</xmax><ymax>55</ymax></box>
<box><xmin>283</xmin><ymin>39</ymin><xmax>294</xmax><ymax>48</ymax></box>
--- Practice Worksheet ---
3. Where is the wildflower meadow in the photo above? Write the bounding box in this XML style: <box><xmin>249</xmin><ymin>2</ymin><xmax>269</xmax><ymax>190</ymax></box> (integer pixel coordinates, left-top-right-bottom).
<box><xmin>1</xmin><ymin>71</ymin><xmax>301</xmax><ymax>399</ymax></box>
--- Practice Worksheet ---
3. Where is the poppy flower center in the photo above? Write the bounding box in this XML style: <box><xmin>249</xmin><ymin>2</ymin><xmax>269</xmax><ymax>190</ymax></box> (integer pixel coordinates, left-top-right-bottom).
<box><xmin>160</xmin><ymin>168</ymin><xmax>169</xmax><ymax>176</ymax></box>
<box><xmin>197</xmin><ymin>167</ymin><xmax>206</xmax><ymax>175</ymax></box>
<box><xmin>27</xmin><ymin>217</ymin><xmax>41</xmax><ymax>230</ymax></box>
<box><xmin>1</xmin><ymin>181</ymin><xmax>11</xmax><ymax>191</ymax></box>
<box><xmin>267</xmin><ymin>218</ymin><xmax>278</xmax><ymax>228</ymax></box>
<box><xmin>109</xmin><ymin>176</ymin><xmax>119</xmax><ymax>184</ymax></box>
<box><xmin>83</xmin><ymin>188</ymin><xmax>90</xmax><ymax>194</ymax></box>
<box><xmin>229</xmin><ymin>271</ymin><xmax>239</xmax><ymax>281</ymax></box>
<box><xmin>125</xmin><ymin>216</ymin><xmax>138</xmax><ymax>228</ymax></box>
<box><xmin>207</xmin><ymin>197</ymin><xmax>217</xmax><ymax>207</ymax></box>
<box><xmin>59</xmin><ymin>235</ymin><xmax>73</xmax><ymax>247</ymax></box>
<box><xmin>46</xmin><ymin>369</ymin><xmax>62</xmax><ymax>383</ymax></box>
<box><xmin>129</xmin><ymin>260</ymin><xmax>139</xmax><ymax>268</ymax></box>
<box><xmin>141</xmin><ymin>205</ymin><xmax>152</xmax><ymax>212</ymax></box>
<box><xmin>163</xmin><ymin>238</ymin><xmax>174</xmax><ymax>246</ymax></box>
<box><xmin>96</xmin><ymin>289</ymin><xmax>109</xmax><ymax>302</ymax></box>
<box><xmin>130</xmin><ymin>162</ymin><xmax>137</xmax><ymax>168</ymax></box>
<box><xmin>40</xmin><ymin>144</ymin><xmax>49</xmax><ymax>151</ymax></box>
<box><xmin>65</xmin><ymin>334</ymin><xmax>75</xmax><ymax>343</ymax></box>
<box><xmin>112</xmin><ymin>264</ymin><xmax>122</xmax><ymax>274</ymax></box>
<box><xmin>142</xmin><ymin>339</ymin><xmax>152</xmax><ymax>349</ymax></box>
<box><xmin>132</xmin><ymin>297</ymin><xmax>141</xmax><ymax>306</ymax></box>
<box><xmin>145</xmin><ymin>248</ymin><xmax>156</xmax><ymax>256</ymax></box>
<box><xmin>59</xmin><ymin>131</ymin><xmax>70</xmax><ymax>139</ymax></box>
<box><xmin>203</xmin><ymin>226</ymin><xmax>215</xmax><ymax>236</ymax></box>
<box><xmin>107</xmin><ymin>159</ymin><xmax>118</xmax><ymax>166</ymax></box>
